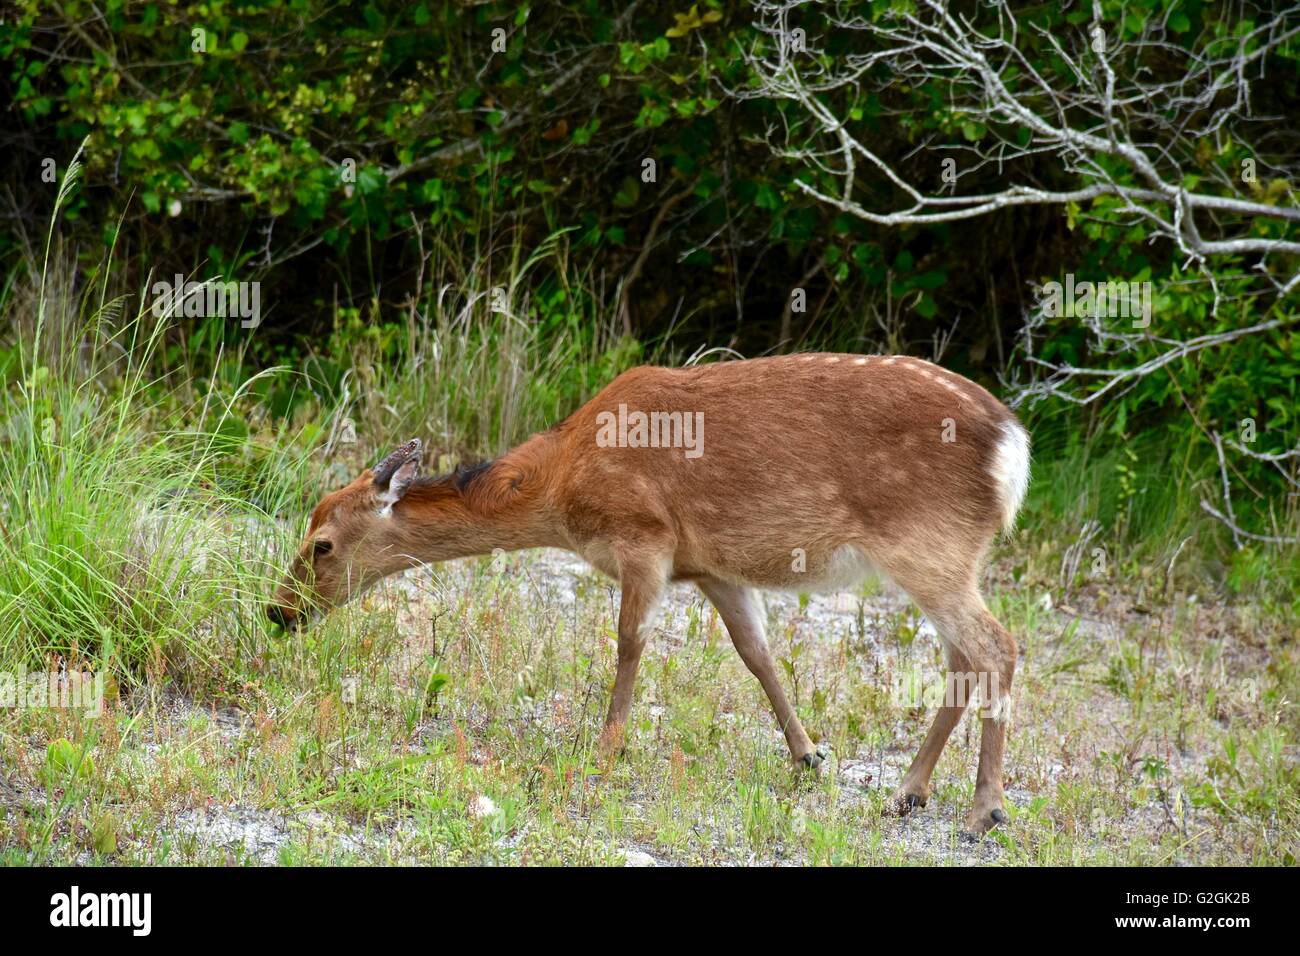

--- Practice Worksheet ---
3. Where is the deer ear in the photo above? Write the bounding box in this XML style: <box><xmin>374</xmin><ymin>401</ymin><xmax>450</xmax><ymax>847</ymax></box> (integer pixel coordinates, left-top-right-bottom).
<box><xmin>373</xmin><ymin>438</ymin><xmax>422</xmax><ymax>514</ymax></box>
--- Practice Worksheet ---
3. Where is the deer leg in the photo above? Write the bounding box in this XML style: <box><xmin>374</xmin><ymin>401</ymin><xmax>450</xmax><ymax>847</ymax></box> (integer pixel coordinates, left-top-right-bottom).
<box><xmin>891</xmin><ymin>645</ymin><xmax>974</xmax><ymax>815</ymax></box>
<box><xmin>964</xmin><ymin>608</ymin><xmax>1016</xmax><ymax>838</ymax></box>
<box><xmin>698</xmin><ymin>578</ymin><xmax>821</xmax><ymax>769</ymax></box>
<box><xmin>888</xmin><ymin>569</ymin><xmax>1016</xmax><ymax>837</ymax></box>
<box><xmin>938</xmin><ymin>599</ymin><xmax>1016</xmax><ymax>838</ymax></box>
<box><xmin>598</xmin><ymin>561</ymin><xmax>667</xmax><ymax>760</ymax></box>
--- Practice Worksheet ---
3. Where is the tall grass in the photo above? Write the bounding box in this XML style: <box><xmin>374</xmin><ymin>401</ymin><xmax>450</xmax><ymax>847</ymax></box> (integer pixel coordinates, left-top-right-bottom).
<box><xmin>1015</xmin><ymin>407</ymin><xmax>1300</xmax><ymax>607</ymax></box>
<box><xmin>0</xmin><ymin>165</ymin><xmax>643</xmax><ymax>691</ymax></box>
<box><xmin>305</xmin><ymin>226</ymin><xmax>642</xmax><ymax>463</ymax></box>
<box><xmin>0</xmin><ymin>155</ymin><xmax>300</xmax><ymax>687</ymax></box>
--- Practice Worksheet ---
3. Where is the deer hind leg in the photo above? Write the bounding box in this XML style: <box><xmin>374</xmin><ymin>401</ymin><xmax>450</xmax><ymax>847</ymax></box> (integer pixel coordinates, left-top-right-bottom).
<box><xmin>891</xmin><ymin>643</ymin><xmax>974</xmax><ymax>816</ymax></box>
<box><xmin>964</xmin><ymin>601</ymin><xmax>1017</xmax><ymax>838</ymax></box>
<box><xmin>698</xmin><ymin>578</ymin><xmax>822</xmax><ymax>769</ymax></box>
<box><xmin>888</xmin><ymin>567</ymin><xmax>1017</xmax><ymax>838</ymax></box>
<box><xmin>597</xmin><ymin>557</ymin><xmax>668</xmax><ymax>761</ymax></box>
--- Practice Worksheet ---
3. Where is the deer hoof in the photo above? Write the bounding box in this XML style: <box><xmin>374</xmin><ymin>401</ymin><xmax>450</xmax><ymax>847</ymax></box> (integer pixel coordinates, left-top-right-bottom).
<box><xmin>960</xmin><ymin>806</ymin><xmax>1007</xmax><ymax>841</ymax></box>
<box><xmin>889</xmin><ymin>791</ymin><xmax>927</xmax><ymax>817</ymax></box>
<box><xmin>800</xmin><ymin>749</ymin><xmax>826</xmax><ymax>771</ymax></box>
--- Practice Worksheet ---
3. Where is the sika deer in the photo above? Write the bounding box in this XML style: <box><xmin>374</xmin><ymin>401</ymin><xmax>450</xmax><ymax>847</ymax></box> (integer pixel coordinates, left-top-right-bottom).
<box><xmin>268</xmin><ymin>354</ymin><xmax>1030</xmax><ymax>836</ymax></box>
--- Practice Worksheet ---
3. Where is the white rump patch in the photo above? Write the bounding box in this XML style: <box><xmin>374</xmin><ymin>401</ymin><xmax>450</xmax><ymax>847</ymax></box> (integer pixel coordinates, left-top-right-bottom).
<box><xmin>989</xmin><ymin>420</ymin><xmax>1031</xmax><ymax>532</ymax></box>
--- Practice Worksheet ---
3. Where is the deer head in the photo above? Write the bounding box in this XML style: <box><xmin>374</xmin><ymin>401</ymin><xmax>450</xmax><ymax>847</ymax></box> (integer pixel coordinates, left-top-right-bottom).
<box><xmin>266</xmin><ymin>438</ymin><xmax>425</xmax><ymax>628</ymax></box>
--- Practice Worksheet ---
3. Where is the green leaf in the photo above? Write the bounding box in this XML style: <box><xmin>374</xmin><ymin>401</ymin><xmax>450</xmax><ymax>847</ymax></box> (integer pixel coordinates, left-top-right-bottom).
<box><xmin>357</xmin><ymin>166</ymin><xmax>385</xmax><ymax>195</ymax></box>
<box><xmin>612</xmin><ymin>176</ymin><xmax>640</xmax><ymax>208</ymax></box>
<box><xmin>44</xmin><ymin>739</ymin><xmax>94</xmax><ymax>785</ymax></box>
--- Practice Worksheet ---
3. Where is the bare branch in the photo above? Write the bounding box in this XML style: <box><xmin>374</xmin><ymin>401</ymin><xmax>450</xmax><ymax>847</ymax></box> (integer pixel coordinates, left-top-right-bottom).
<box><xmin>736</xmin><ymin>0</ymin><xmax>1300</xmax><ymax>546</ymax></box>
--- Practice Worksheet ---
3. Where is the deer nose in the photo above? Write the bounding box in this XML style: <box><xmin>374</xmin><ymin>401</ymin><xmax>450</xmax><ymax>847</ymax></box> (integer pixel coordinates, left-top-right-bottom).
<box><xmin>266</xmin><ymin>604</ymin><xmax>296</xmax><ymax>629</ymax></box>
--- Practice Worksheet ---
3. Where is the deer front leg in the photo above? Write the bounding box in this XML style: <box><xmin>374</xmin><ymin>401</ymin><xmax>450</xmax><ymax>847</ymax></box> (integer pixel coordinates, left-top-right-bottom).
<box><xmin>698</xmin><ymin>578</ymin><xmax>822</xmax><ymax>770</ymax></box>
<box><xmin>598</xmin><ymin>560</ymin><xmax>667</xmax><ymax>762</ymax></box>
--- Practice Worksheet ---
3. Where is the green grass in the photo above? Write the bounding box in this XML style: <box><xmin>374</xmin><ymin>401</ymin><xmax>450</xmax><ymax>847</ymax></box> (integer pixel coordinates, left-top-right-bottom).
<box><xmin>4</xmin><ymin>547</ymin><xmax>1296</xmax><ymax>865</ymax></box>
<box><xmin>1015</xmin><ymin>411</ymin><xmax>1300</xmax><ymax>609</ymax></box>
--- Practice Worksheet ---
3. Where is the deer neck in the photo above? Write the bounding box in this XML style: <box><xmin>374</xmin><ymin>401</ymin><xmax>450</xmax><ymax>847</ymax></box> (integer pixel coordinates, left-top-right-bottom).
<box><xmin>401</xmin><ymin>431</ymin><xmax>567</xmax><ymax>562</ymax></box>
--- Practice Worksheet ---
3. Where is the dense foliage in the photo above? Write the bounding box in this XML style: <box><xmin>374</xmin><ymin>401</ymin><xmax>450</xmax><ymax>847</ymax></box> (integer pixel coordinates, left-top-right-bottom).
<box><xmin>1</xmin><ymin>1</ymin><xmax>1297</xmax><ymax>544</ymax></box>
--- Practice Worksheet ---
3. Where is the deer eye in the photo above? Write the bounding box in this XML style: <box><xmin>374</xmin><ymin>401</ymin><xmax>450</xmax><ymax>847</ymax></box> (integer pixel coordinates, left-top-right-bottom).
<box><xmin>313</xmin><ymin>539</ymin><xmax>333</xmax><ymax>558</ymax></box>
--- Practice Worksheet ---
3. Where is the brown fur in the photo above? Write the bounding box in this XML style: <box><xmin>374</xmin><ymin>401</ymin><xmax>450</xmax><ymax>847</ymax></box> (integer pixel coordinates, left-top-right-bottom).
<box><xmin>269</xmin><ymin>353</ymin><xmax>1029</xmax><ymax>836</ymax></box>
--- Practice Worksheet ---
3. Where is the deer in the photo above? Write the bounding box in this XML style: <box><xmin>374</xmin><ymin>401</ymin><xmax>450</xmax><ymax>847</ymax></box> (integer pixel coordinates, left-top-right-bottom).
<box><xmin>267</xmin><ymin>353</ymin><xmax>1030</xmax><ymax>837</ymax></box>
